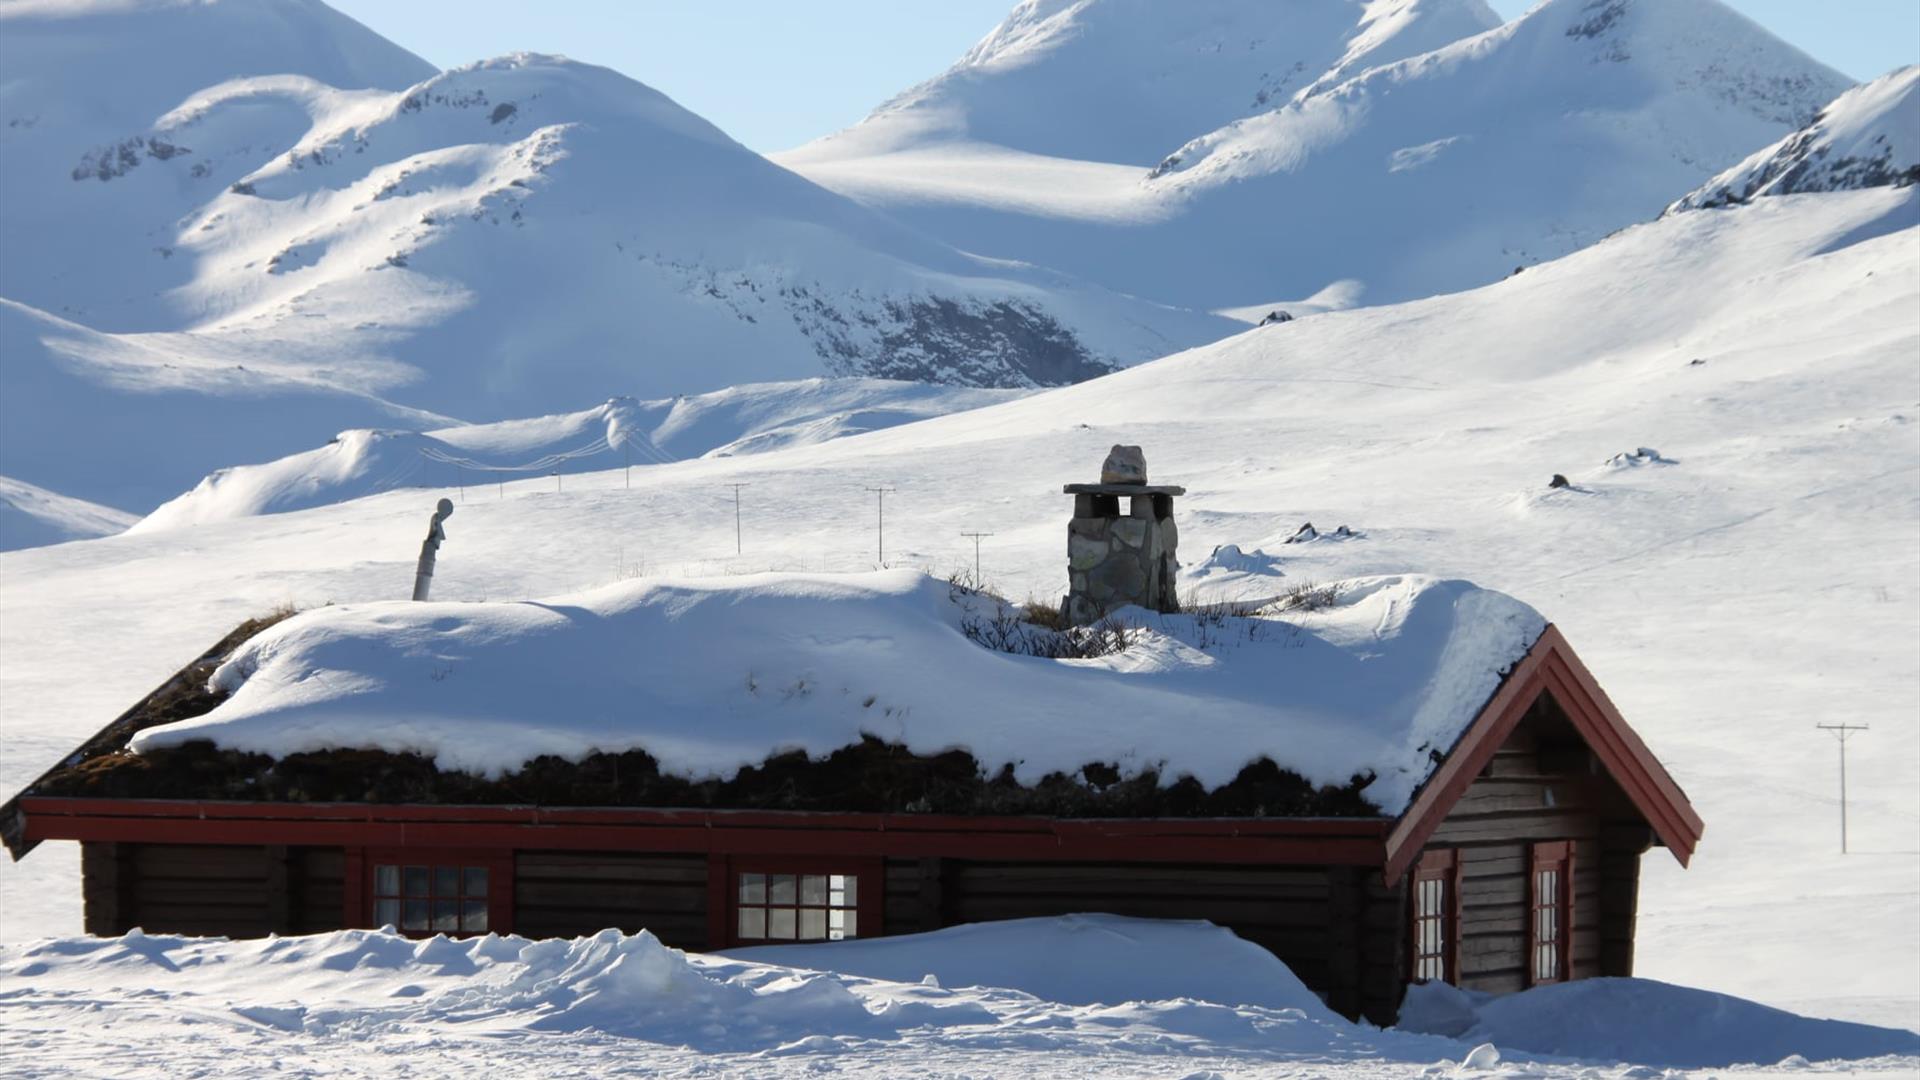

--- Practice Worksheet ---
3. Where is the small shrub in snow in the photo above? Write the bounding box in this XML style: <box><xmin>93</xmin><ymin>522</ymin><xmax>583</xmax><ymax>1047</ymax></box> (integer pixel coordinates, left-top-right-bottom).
<box><xmin>960</xmin><ymin>608</ymin><xmax>1138</xmax><ymax>660</ymax></box>
<box><xmin>1272</xmin><ymin>580</ymin><xmax>1343</xmax><ymax>614</ymax></box>
<box><xmin>1021</xmin><ymin>598</ymin><xmax>1070</xmax><ymax>632</ymax></box>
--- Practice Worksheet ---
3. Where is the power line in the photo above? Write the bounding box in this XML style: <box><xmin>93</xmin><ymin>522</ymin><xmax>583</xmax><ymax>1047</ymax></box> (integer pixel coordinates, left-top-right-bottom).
<box><xmin>864</xmin><ymin>486</ymin><xmax>896</xmax><ymax>566</ymax></box>
<box><xmin>1816</xmin><ymin>722</ymin><xmax>1870</xmax><ymax>854</ymax></box>
<box><xmin>960</xmin><ymin>531</ymin><xmax>994</xmax><ymax>585</ymax></box>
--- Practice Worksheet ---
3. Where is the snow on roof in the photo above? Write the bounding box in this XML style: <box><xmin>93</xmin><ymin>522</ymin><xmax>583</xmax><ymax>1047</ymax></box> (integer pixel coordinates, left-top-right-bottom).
<box><xmin>128</xmin><ymin>570</ymin><xmax>1546</xmax><ymax>815</ymax></box>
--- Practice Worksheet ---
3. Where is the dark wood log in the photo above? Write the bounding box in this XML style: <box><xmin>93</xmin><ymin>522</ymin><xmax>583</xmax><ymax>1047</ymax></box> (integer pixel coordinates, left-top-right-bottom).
<box><xmin>515</xmin><ymin>853</ymin><xmax>706</xmax><ymax>883</ymax></box>
<box><xmin>514</xmin><ymin>881</ymin><xmax>706</xmax><ymax>913</ymax></box>
<box><xmin>1460</xmin><ymin>969</ymin><xmax>1527</xmax><ymax>995</ymax></box>
<box><xmin>1429</xmin><ymin>811</ymin><xmax>1600</xmax><ymax>845</ymax></box>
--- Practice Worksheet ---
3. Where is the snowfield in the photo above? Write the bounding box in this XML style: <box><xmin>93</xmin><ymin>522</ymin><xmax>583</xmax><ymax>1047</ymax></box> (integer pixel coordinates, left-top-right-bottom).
<box><xmin>4</xmin><ymin>184</ymin><xmax>1915</xmax><ymax>1038</ymax></box>
<box><xmin>0</xmin><ymin>918</ymin><xmax>1914</xmax><ymax>1079</ymax></box>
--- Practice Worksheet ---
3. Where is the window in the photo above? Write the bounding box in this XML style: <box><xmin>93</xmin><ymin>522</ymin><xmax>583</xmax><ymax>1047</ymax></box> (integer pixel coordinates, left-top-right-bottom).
<box><xmin>366</xmin><ymin>853</ymin><xmax>499</xmax><ymax>930</ymax></box>
<box><xmin>1529</xmin><ymin>840</ymin><xmax>1574</xmax><ymax>985</ymax></box>
<box><xmin>736</xmin><ymin>872</ymin><xmax>859</xmax><ymax>942</ymax></box>
<box><xmin>1411</xmin><ymin>848</ymin><xmax>1461</xmax><ymax>983</ymax></box>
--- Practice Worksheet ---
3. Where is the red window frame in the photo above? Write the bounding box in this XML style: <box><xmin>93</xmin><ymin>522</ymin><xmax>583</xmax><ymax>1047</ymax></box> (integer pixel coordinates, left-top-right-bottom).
<box><xmin>1410</xmin><ymin>847</ymin><xmax>1463</xmax><ymax>984</ymax></box>
<box><xmin>1528</xmin><ymin>840</ymin><xmax>1574</xmax><ymax>985</ymax></box>
<box><xmin>345</xmin><ymin>847</ymin><xmax>513</xmax><ymax>938</ymax></box>
<box><xmin>709</xmin><ymin>855</ymin><xmax>882</xmax><ymax>948</ymax></box>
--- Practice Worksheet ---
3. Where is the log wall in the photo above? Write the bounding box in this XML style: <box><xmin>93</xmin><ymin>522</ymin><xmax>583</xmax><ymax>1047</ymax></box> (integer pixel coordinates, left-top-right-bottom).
<box><xmin>1420</xmin><ymin>694</ymin><xmax>1652</xmax><ymax>994</ymax></box>
<box><xmin>883</xmin><ymin>856</ymin><xmax>1406</xmax><ymax>1025</ymax></box>
<box><xmin>512</xmin><ymin>851</ymin><xmax>708</xmax><ymax>947</ymax></box>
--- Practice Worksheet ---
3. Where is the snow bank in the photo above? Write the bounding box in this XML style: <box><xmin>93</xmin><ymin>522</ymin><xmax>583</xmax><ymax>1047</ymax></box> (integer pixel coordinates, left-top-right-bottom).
<box><xmin>129</xmin><ymin>570</ymin><xmax>1544</xmax><ymax>813</ymax></box>
<box><xmin>725</xmin><ymin>913</ymin><xmax>1338</xmax><ymax>1018</ymax></box>
<box><xmin>4</xmin><ymin>920</ymin><xmax>1913</xmax><ymax>1073</ymax></box>
<box><xmin>1399</xmin><ymin>977</ymin><xmax>1920</xmax><ymax>1067</ymax></box>
<box><xmin>0</xmin><ymin>926</ymin><xmax>979</xmax><ymax>1052</ymax></box>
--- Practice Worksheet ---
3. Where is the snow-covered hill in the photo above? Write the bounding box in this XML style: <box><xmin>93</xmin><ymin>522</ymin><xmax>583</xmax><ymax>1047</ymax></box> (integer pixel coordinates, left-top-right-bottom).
<box><xmin>134</xmin><ymin>380</ymin><xmax>1023</xmax><ymax>531</ymax></box>
<box><xmin>6</xmin><ymin>184</ymin><xmax>1913</xmax><ymax>1031</ymax></box>
<box><xmin>780</xmin><ymin>0</ymin><xmax>1851</xmax><ymax>308</ymax></box>
<box><xmin>0</xmin><ymin>476</ymin><xmax>136</xmax><ymax>552</ymax></box>
<box><xmin>0</xmin><ymin>1</ymin><xmax>1236</xmax><ymax>517</ymax></box>
<box><xmin>1669</xmin><ymin>65</ymin><xmax>1920</xmax><ymax>212</ymax></box>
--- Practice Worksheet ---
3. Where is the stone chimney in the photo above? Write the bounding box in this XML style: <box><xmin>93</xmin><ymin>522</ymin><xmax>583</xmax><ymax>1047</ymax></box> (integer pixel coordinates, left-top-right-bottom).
<box><xmin>1063</xmin><ymin>445</ymin><xmax>1183</xmax><ymax>624</ymax></box>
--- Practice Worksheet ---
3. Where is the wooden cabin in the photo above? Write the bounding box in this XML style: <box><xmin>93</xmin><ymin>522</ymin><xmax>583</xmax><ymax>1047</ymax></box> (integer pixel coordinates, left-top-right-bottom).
<box><xmin>0</xmin><ymin>619</ymin><xmax>1701</xmax><ymax>1027</ymax></box>
<box><xmin>0</xmin><ymin>451</ymin><xmax>1702</xmax><ymax>1026</ymax></box>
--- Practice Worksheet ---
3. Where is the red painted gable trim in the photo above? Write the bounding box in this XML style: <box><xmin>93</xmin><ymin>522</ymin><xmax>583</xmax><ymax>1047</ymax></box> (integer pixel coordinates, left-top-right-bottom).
<box><xmin>1383</xmin><ymin>624</ymin><xmax>1704</xmax><ymax>884</ymax></box>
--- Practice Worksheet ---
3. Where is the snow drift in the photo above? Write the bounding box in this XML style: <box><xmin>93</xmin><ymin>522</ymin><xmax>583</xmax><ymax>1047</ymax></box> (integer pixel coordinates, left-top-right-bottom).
<box><xmin>1399</xmin><ymin>978</ymin><xmax>1920</xmax><ymax>1068</ymax></box>
<box><xmin>725</xmin><ymin>914</ymin><xmax>1339</xmax><ymax>1017</ymax></box>
<box><xmin>128</xmin><ymin>569</ymin><xmax>1545</xmax><ymax>813</ymax></box>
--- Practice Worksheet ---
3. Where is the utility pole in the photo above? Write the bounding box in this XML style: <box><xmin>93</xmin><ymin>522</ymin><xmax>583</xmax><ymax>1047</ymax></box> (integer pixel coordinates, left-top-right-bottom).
<box><xmin>725</xmin><ymin>483</ymin><xmax>750</xmax><ymax>555</ymax></box>
<box><xmin>552</xmin><ymin>470</ymin><xmax>562</xmax><ymax>493</ymax></box>
<box><xmin>1816</xmin><ymin>722</ymin><xmax>1870</xmax><ymax>854</ymax></box>
<box><xmin>864</xmin><ymin>486</ymin><xmax>896</xmax><ymax>566</ymax></box>
<box><xmin>624</xmin><ymin>443</ymin><xmax>631</xmax><ymax>489</ymax></box>
<box><xmin>960</xmin><ymin>531</ymin><xmax>994</xmax><ymax>585</ymax></box>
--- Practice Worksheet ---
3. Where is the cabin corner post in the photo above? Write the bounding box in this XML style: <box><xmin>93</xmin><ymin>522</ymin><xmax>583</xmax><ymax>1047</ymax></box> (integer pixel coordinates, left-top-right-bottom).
<box><xmin>80</xmin><ymin>841</ymin><xmax>135</xmax><ymax>936</ymax></box>
<box><xmin>1598</xmin><ymin>822</ymin><xmax>1651</xmax><ymax>977</ymax></box>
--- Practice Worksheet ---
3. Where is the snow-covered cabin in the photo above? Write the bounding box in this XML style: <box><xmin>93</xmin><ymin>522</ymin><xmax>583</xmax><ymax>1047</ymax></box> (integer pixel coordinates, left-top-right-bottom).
<box><xmin>1</xmin><ymin>566</ymin><xmax>1701</xmax><ymax>1026</ymax></box>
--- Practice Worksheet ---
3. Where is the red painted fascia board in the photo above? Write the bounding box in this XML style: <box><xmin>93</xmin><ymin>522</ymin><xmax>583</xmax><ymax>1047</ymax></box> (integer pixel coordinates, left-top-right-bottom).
<box><xmin>19</xmin><ymin>798</ymin><xmax>1391</xmax><ymax>865</ymax></box>
<box><xmin>1383</xmin><ymin>624</ymin><xmax>1705</xmax><ymax>884</ymax></box>
<box><xmin>1537</xmin><ymin>650</ymin><xmax>1704</xmax><ymax>860</ymax></box>
<box><xmin>1383</xmin><ymin>626</ymin><xmax>1552</xmax><ymax>883</ymax></box>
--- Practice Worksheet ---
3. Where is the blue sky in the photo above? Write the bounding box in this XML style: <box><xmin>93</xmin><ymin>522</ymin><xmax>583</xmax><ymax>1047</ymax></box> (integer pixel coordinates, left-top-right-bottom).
<box><xmin>328</xmin><ymin>0</ymin><xmax>1920</xmax><ymax>152</ymax></box>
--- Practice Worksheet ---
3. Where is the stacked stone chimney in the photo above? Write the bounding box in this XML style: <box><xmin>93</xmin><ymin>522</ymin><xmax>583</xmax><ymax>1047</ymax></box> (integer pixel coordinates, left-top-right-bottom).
<box><xmin>1063</xmin><ymin>445</ymin><xmax>1183</xmax><ymax>624</ymax></box>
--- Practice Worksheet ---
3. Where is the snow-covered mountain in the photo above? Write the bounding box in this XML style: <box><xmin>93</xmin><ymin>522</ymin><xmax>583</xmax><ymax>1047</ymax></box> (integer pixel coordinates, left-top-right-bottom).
<box><xmin>1669</xmin><ymin>65</ymin><xmax>1920</xmax><ymax>212</ymax></box>
<box><xmin>0</xmin><ymin>1</ymin><xmax>1236</xmax><ymax>516</ymax></box>
<box><xmin>779</xmin><ymin>0</ymin><xmax>1852</xmax><ymax>308</ymax></box>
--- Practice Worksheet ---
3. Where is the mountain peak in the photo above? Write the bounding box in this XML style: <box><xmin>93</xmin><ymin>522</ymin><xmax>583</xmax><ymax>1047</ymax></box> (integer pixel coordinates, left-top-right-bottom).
<box><xmin>1669</xmin><ymin>65</ymin><xmax>1920</xmax><ymax>212</ymax></box>
<box><xmin>790</xmin><ymin>0</ymin><xmax>1503</xmax><ymax>165</ymax></box>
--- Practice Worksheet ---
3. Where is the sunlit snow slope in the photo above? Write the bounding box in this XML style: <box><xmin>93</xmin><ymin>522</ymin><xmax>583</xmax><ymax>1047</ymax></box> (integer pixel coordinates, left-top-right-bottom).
<box><xmin>135</xmin><ymin>380</ymin><xmax>1025</xmax><ymax>530</ymax></box>
<box><xmin>4</xmin><ymin>184</ymin><xmax>1915</xmax><ymax>1028</ymax></box>
<box><xmin>780</xmin><ymin>0</ymin><xmax>1851</xmax><ymax>309</ymax></box>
